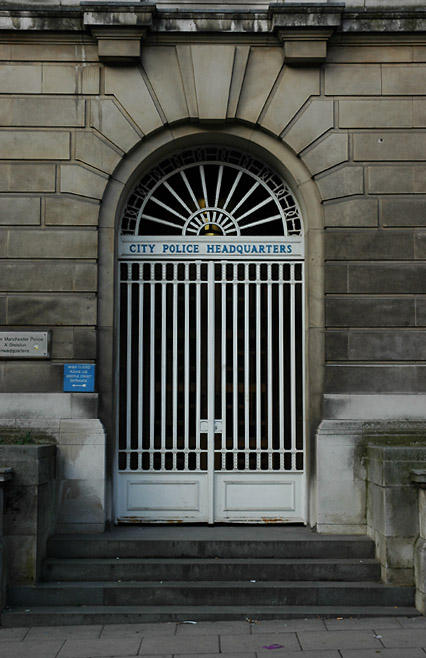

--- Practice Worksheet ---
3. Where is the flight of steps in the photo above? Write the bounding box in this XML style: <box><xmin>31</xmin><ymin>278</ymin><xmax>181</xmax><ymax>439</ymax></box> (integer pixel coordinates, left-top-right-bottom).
<box><xmin>2</xmin><ymin>526</ymin><xmax>419</xmax><ymax>626</ymax></box>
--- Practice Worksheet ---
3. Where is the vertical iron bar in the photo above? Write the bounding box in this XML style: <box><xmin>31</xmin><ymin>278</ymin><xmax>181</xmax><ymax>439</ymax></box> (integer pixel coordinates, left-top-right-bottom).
<box><xmin>233</xmin><ymin>263</ymin><xmax>238</xmax><ymax>470</ymax></box>
<box><xmin>256</xmin><ymin>264</ymin><xmax>261</xmax><ymax>470</ymax></box>
<box><xmin>278</xmin><ymin>263</ymin><xmax>284</xmax><ymax>470</ymax></box>
<box><xmin>221</xmin><ymin>262</ymin><xmax>227</xmax><ymax>470</ymax></box>
<box><xmin>149</xmin><ymin>263</ymin><xmax>155</xmax><ymax>470</ymax></box>
<box><xmin>196</xmin><ymin>261</ymin><xmax>201</xmax><ymax>469</ymax></box>
<box><xmin>267</xmin><ymin>263</ymin><xmax>273</xmax><ymax>470</ymax></box>
<box><xmin>172</xmin><ymin>263</ymin><xmax>178</xmax><ymax>470</ymax></box>
<box><xmin>138</xmin><ymin>266</ymin><xmax>144</xmax><ymax>471</ymax></box>
<box><xmin>161</xmin><ymin>264</ymin><xmax>166</xmax><ymax>470</ymax></box>
<box><xmin>126</xmin><ymin>265</ymin><xmax>132</xmax><ymax>471</ymax></box>
<box><xmin>184</xmin><ymin>262</ymin><xmax>190</xmax><ymax>470</ymax></box>
<box><xmin>290</xmin><ymin>263</ymin><xmax>296</xmax><ymax>470</ymax></box>
<box><xmin>244</xmin><ymin>263</ymin><xmax>249</xmax><ymax>469</ymax></box>
<box><xmin>207</xmin><ymin>261</ymin><xmax>215</xmax><ymax>523</ymax></box>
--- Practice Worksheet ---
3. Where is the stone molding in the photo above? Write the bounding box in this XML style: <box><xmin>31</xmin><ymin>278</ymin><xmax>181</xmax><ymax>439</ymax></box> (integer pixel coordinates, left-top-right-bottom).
<box><xmin>1</xmin><ymin>4</ymin><xmax>426</xmax><ymax>35</ymax></box>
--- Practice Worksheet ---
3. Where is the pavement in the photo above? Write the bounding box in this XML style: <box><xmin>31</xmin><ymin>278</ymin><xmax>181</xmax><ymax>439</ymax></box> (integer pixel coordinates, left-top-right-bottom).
<box><xmin>0</xmin><ymin>616</ymin><xmax>426</xmax><ymax>658</ymax></box>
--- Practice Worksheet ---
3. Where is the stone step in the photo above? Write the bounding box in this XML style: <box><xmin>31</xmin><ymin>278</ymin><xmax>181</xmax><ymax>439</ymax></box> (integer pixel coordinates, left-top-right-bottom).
<box><xmin>43</xmin><ymin>557</ymin><xmax>381</xmax><ymax>582</ymax></box>
<box><xmin>8</xmin><ymin>581</ymin><xmax>414</xmax><ymax>608</ymax></box>
<box><xmin>47</xmin><ymin>535</ymin><xmax>375</xmax><ymax>560</ymax></box>
<box><xmin>2</xmin><ymin>605</ymin><xmax>420</xmax><ymax>627</ymax></box>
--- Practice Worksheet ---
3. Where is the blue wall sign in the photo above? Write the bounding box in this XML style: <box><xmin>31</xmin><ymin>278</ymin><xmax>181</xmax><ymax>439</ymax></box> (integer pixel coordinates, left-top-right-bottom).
<box><xmin>64</xmin><ymin>363</ymin><xmax>95</xmax><ymax>392</ymax></box>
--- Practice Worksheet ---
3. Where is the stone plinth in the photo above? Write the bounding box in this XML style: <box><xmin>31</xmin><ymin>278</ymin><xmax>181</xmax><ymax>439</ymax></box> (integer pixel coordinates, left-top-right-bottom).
<box><xmin>411</xmin><ymin>469</ymin><xmax>426</xmax><ymax>614</ymax></box>
<box><xmin>0</xmin><ymin>442</ymin><xmax>56</xmax><ymax>585</ymax></box>
<box><xmin>366</xmin><ymin>440</ymin><xmax>426</xmax><ymax>585</ymax></box>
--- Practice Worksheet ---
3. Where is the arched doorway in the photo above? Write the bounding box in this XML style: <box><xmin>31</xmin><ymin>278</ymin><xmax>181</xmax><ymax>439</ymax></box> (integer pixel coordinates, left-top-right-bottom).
<box><xmin>116</xmin><ymin>145</ymin><xmax>306</xmax><ymax>523</ymax></box>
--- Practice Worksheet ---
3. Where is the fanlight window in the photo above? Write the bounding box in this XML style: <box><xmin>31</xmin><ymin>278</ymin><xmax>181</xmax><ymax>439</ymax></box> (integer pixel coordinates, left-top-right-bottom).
<box><xmin>120</xmin><ymin>147</ymin><xmax>303</xmax><ymax>238</ymax></box>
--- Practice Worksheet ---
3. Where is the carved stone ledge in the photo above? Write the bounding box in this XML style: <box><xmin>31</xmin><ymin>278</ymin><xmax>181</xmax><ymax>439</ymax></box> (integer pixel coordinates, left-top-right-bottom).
<box><xmin>277</xmin><ymin>28</ymin><xmax>334</xmax><ymax>65</ymax></box>
<box><xmin>82</xmin><ymin>3</ymin><xmax>154</xmax><ymax>63</ymax></box>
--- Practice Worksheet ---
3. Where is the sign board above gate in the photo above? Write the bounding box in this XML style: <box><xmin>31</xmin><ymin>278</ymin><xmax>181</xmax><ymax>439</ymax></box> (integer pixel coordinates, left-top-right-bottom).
<box><xmin>119</xmin><ymin>237</ymin><xmax>304</xmax><ymax>259</ymax></box>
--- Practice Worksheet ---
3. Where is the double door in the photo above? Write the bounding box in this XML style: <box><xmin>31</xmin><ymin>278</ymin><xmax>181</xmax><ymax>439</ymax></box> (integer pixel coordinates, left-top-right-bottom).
<box><xmin>116</xmin><ymin>257</ymin><xmax>305</xmax><ymax>523</ymax></box>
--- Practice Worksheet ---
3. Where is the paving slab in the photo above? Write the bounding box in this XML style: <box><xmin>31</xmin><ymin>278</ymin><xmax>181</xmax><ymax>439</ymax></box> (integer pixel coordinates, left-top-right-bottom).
<box><xmin>220</xmin><ymin>632</ymin><xmax>300</xmax><ymax>653</ymax></box>
<box><xmin>0</xmin><ymin>640</ymin><xmax>64</xmax><ymax>658</ymax></box>
<box><xmin>139</xmin><ymin>634</ymin><xmax>219</xmax><ymax>654</ymax></box>
<box><xmin>175</xmin><ymin>654</ymin><xmax>255</xmax><ymax>658</ymax></box>
<box><xmin>324</xmin><ymin>617</ymin><xmax>403</xmax><ymax>630</ymax></box>
<box><xmin>379</xmin><ymin>628</ymin><xmax>426</xmax><ymax>647</ymax></box>
<box><xmin>251</xmin><ymin>619</ymin><xmax>326</xmax><ymax>632</ymax></box>
<box><xmin>176</xmin><ymin>620</ymin><xmax>249</xmax><ymax>635</ymax></box>
<box><xmin>101</xmin><ymin>623</ymin><xmax>176</xmax><ymax>637</ymax></box>
<box><xmin>341</xmin><ymin>649</ymin><xmax>425</xmax><ymax>658</ymax></box>
<box><xmin>297</xmin><ymin>629</ymin><xmax>382</xmax><ymax>650</ymax></box>
<box><xmin>26</xmin><ymin>624</ymin><xmax>102</xmax><ymax>639</ymax></box>
<box><xmin>398</xmin><ymin>616</ymin><xmax>426</xmax><ymax>628</ymax></box>
<box><xmin>0</xmin><ymin>628</ymin><xmax>28</xmax><ymax>641</ymax></box>
<box><xmin>251</xmin><ymin>649</ymin><xmax>338</xmax><ymax>658</ymax></box>
<box><xmin>58</xmin><ymin>638</ymin><xmax>142</xmax><ymax>657</ymax></box>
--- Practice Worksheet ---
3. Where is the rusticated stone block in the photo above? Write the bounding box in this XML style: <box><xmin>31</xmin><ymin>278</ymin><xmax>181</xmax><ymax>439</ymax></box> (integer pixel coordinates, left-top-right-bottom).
<box><xmin>192</xmin><ymin>45</ymin><xmax>235</xmax><ymax>120</ymax></box>
<box><xmin>414</xmin><ymin>100</ymin><xmax>426</xmax><ymax>127</ymax></box>
<box><xmin>349</xmin><ymin>330</ymin><xmax>426</xmax><ymax>361</ymax></box>
<box><xmin>0</xmin><ymin>164</ymin><xmax>55</xmax><ymax>192</ymax></box>
<box><xmin>0</xmin><ymin>261</ymin><xmax>97</xmax><ymax>292</ymax></box>
<box><xmin>324</xmin><ymin>198</ymin><xmax>377</xmax><ymax>227</ymax></box>
<box><xmin>104</xmin><ymin>66</ymin><xmax>162</xmax><ymax>135</ymax></box>
<box><xmin>339</xmin><ymin>100</ymin><xmax>412</xmax><ymax>128</ymax></box>
<box><xmin>302</xmin><ymin>133</ymin><xmax>348</xmax><ymax>176</ymax></box>
<box><xmin>7</xmin><ymin>294</ymin><xmax>97</xmax><ymax>325</ymax></box>
<box><xmin>326</xmin><ymin>297</ymin><xmax>415</xmax><ymax>327</ymax></box>
<box><xmin>380</xmin><ymin>197</ymin><xmax>426</xmax><ymax>227</ymax></box>
<box><xmin>90</xmin><ymin>99</ymin><xmax>140</xmax><ymax>152</ymax></box>
<box><xmin>142</xmin><ymin>46</ymin><xmax>190</xmax><ymax>124</ymax></box>
<box><xmin>0</xmin><ymin>131</ymin><xmax>69</xmax><ymax>160</ymax></box>
<box><xmin>325</xmin><ymin>229</ymin><xmax>413</xmax><ymax>260</ymax></box>
<box><xmin>354</xmin><ymin>133</ymin><xmax>426</xmax><ymax>161</ymax></box>
<box><xmin>45</xmin><ymin>196</ymin><xmax>99</xmax><ymax>226</ymax></box>
<box><xmin>368</xmin><ymin>166</ymin><xmax>426</xmax><ymax>194</ymax></box>
<box><xmin>317</xmin><ymin>166</ymin><xmax>364</xmax><ymax>201</ymax></box>
<box><xmin>0</xmin><ymin>65</ymin><xmax>42</xmax><ymax>93</ymax></box>
<box><xmin>382</xmin><ymin>65</ymin><xmax>426</xmax><ymax>94</ymax></box>
<box><xmin>325</xmin><ymin>331</ymin><xmax>348</xmax><ymax>360</ymax></box>
<box><xmin>348</xmin><ymin>263</ymin><xmax>426</xmax><ymax>293</ymax></box>
<box><xmin>42</xmin><ymin>64</ymin><xmax>78</xmax><ymax>94</ymax></box>
<box><xmin>325</xmin><ymin>364</ymin><xmax>426</xmax><ymax>393</ymax></box>
<box><xmin>236</xmin><ymin>46</ymin><xmax>283</xmax><ymax>124</ymax></box>
<box><xmin>417</xmin><ymin>299</ymin><xmax>426</xmax><ymax>326</ymax></box>
<box><xmin>0</xmin><ymin>197</ymin><xmax>40</xmax><ymax>225</ymax></box>
<box><xmin>75</xmin><ymin>132</ymin><xmax>121</xmax><ymax>175</ymax></box>
<box><xmin>415</xmin><ymin>231</ymin><xmax>426</xmax><ymax>259</ymax></box>
<box><xmin>325</xmin><ymin>64</ymin><xmax>381</xmax><ymax>95</ymax></box>
<box><xmin>74</xmin><ymin>328</ymin><xmax>96</xmax><ymax>360</ymax></box>
<box><xmin>0</xmin><ymin>362</ymin><xmax>63</xmax><ymax>393</ymax></box>
<box><xmin>60</xmin><ymin>164</ymin><xmax>108</xmax><ymax>200</ymax></box>
<box><xmin>0</xmin><ymin>98</ymin><xmax>85</xmax><ymax>127</ymax></box>
<box><xmin>325</xmin><ymin>263</ymin><xmax>347</xmax><ymax>293</ymax></box>
<box><xmin>284</xmin><ymin>100</ymin><xmax>333</xmax><ymax>154</ymax></box>
<box><xmin>6</xmin><ymin>229</ymin><xmax>97</xmax><ymax>259</ymax></box>
<box><xmin>261</xmin><ymin>66</ymin><xmax>320</xmax><ymax>135</ymax></box>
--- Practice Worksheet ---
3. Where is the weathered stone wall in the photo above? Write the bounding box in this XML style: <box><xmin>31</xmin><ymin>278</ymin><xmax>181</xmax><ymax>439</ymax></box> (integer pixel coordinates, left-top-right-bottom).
<box><xmin>1</xmin><ymin>31</ymin><xmax>425</xmax><ymax>398</ymax></box>
<box><xmin>0</xmin><ymin>4</ymin><xmax>425</xmax><ymax>527</ymax></box>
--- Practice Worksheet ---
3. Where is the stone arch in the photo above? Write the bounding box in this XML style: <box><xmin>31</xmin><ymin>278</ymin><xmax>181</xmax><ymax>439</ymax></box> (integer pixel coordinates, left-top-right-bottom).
<box><xmin>97</xmin><ymin>122</ymin><xmax>324</xmax><ymax>525</ymax></box>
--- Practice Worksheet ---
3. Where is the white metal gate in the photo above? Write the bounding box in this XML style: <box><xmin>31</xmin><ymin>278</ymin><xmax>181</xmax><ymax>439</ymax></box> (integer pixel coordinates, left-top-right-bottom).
<box><xmin>116</xmin><ymin>147</ymin><xmax>305</xmax><ymax>523</ymax></box>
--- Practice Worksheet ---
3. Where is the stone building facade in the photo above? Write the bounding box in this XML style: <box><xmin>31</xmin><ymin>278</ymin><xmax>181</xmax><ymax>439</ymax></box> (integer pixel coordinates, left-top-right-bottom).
<box><xmin>0</xmin><ymin>0</ymin><xmax>426</xmax><ymax>601</ymax></box>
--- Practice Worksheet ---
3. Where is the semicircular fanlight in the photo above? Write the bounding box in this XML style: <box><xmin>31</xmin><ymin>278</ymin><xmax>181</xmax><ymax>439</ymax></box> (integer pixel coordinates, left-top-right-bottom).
<box><xmin>120</xmin><ymin>147</ymin><xmax>303</xmax><ymax>238</ymax></box>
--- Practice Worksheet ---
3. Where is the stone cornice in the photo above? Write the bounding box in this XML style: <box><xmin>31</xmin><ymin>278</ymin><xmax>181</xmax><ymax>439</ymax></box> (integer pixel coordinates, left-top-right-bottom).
<box><xmin>0</xmin><ymin>4</ymin><xmax>425</xmax><ymax>34</ymax></box>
